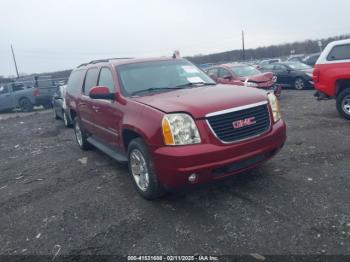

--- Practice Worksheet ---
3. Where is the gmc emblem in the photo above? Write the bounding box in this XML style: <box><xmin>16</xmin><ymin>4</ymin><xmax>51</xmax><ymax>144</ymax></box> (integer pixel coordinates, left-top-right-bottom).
<box><xmin>232</xmin><ymin>117</ymin><xmax>256</xmax><ymax>129</ymax></box>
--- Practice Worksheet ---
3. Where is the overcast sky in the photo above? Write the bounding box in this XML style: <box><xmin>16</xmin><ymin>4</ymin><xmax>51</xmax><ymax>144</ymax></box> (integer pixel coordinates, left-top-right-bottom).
<box><xmin>0</xmin><ymin>0</ymin><xmax>349</xmax><ymax>76</ymax></box>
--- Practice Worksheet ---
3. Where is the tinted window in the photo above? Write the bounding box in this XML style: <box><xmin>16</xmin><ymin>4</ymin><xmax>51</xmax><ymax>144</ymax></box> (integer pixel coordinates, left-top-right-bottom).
<box><xmin>327</xmin><ymin>44</ymin><xmax>350</xmax><ymax>61</ymax></box>
<box><xmin>12</xmin><ymin>84</ymin><xmax>25</xmax><ymax>92</ymax></box>
<box><xmin>98</xmin><ymin>67</ymin><xmax>115</xmax><ymax>92</ymax></box>
<box><xmin>0</xmin><ymin>85</ymin><xmax>9</xmax><ymax>95</ymax></box>
<box><xmin>67</xmin><ymin>70</ymin><xmax>85</xmax><ymax>96</ymax></box>
<box><xmin>83</xmin><ymin>68</ymin><xmax>98</xmax><ymax>95</ymax></box>
<box><xmin>218</xmin><ymin>68</ymin><xmax>231</xmax><ymax>78</ymax></box>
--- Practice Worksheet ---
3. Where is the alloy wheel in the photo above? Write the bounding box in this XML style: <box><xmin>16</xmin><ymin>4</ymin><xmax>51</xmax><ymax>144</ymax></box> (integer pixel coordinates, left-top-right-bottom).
<box><xmin>130</xmin><ymin>149</ymin><xmax>149</xmax><ymax>191</ymax></box>
<box><xmin>295</xmin><ymin>78</ymin><xmax>305</xmax><ymax>90</ymax></box>
<box><xmin>75</xmin><ymin>122</ymin><xmax>83</xmax><ymax>146</ymax></box>
<box><xmin>341</xmin><ymin>95</ymin><xmax>350</xmax><ymax>115</ymax></box>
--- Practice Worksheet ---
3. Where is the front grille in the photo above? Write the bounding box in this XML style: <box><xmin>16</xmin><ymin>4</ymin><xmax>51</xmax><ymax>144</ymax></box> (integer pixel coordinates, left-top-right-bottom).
<box><xmin>207</xmin><ymin>103</ymin><xmax>271</xmax><ymax>143</ymax></box>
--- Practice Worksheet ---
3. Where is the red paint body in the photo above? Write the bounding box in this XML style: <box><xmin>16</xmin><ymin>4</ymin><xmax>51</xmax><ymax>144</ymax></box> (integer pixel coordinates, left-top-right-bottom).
<box><xmin>314</xmin><ymin>62</ymin><xmax>350</xmax><ymax>97</ymax></box>
<box><xmin>313</xmin><ymin>39</ymin><xmax>350</xmax><ymax>97</ymax></box>
<box><xmin>66</xmin><ymin>57</ymin><xmax>287</xmax><ymax>188</ymax></box>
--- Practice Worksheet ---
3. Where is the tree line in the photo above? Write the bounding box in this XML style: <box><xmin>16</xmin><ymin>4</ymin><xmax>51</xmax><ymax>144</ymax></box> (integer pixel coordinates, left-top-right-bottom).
<box><xmin>186</xmin><ymin>34</ymin><xmax>350</xmax><ymax>65</ymax></box>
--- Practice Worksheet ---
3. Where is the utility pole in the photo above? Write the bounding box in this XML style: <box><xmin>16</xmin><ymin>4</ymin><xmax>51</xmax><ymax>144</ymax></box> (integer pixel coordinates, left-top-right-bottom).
<box><xmin>242</xmin><ymin>30</ymin><xmax>246</xmax><ymax>61</ymax></box>
<box><xmin>11</xmin><ymin>44</ymin><xmax>19</xmax><ymax>78</ymax></box>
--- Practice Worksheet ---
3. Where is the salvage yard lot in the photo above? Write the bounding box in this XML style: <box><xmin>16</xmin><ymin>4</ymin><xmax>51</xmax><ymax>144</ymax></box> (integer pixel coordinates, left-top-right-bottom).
<box><xmin>0</xmin><ymin>90</ymin><xmax>349</xmax><ymax>255</ymax></box>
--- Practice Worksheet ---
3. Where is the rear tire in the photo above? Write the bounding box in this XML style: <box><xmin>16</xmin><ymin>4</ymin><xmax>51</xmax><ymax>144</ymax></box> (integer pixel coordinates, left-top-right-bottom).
<box><xmin>43</xmin><ymin>103</ymin><xmax>52</xmax><ymax>109</ymax></box>
<box><xmin>74</xmin><ymin>117</ymin><xmax>91</xmax><ymax>150</ymax></box>
<box><xmin>53</xmin><ymin>107</ymin><xmax>59</xmax><ymax>120</ymax></box>
<box><xmin>19</xmin><ymin>98</ymin><xmax>33</xmax><ymax>112</ymax></box>
<box><xmin>336</xmin><ymin>88</ymin><xmax>350</xmax><ymax>120</ymax></box>
<box><xmin>128</xmin><ymin>138</ymin><xmax>166</xmax><ymax>200</ymax></box>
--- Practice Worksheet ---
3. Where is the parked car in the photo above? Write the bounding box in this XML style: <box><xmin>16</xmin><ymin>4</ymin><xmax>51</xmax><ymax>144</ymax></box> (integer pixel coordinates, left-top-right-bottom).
<box><xmin>287</xmin><ymin>54</ymin><xmax>305</xmax><ymax>63</ymax></box>
<box><xmin>302</xmin><ymin>53</ymin><xmax>321</xmax><ymax>67</ymax></box>
<box><xmin>52</xmin><ymin>85</ymin><xmax>72</xmax><ymax>127</ymax></box>
<box><xmin>205</xmin><ymin>63</ymin><xmax>282</xmax><ymax>97</ymax></box>
<box><xmin>313</xmin><ymin>39</ymin><xmax>350</xmax><ymax>119</ymax></box>
<box><xmin>0</xmin><ymin>82</ymin><xmax>56</xmax><ymax>112</ymax></box>
<box><xmin>259</xmin><ymin>62</ymin><xmax>314</xmax><ymax>90</ymax></box>
<box><xmin>66</xmin><ymin>57</ymin><xmax>286</xmax><ymax>199</ymax></box>
<box><xmin>257</xmin><ymin>59</ymin><xmax>281</xmax><ymax>69</ymax></box>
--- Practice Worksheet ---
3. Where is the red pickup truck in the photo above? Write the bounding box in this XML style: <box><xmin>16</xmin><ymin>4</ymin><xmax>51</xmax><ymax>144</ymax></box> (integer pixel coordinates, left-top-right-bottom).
<box><xmin>66</xmin><ymin>57</ymin><xmax>286</xmax><ymax>199</ymax></box>
<box><xmin>314</xmin><ymin>39</ymin><xmax>350</xmax><ymax>119</ymax></box>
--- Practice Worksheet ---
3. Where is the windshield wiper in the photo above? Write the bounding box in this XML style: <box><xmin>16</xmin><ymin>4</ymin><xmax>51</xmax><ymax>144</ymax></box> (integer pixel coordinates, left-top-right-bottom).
<box><xmin>174</xmin><ymin>82</ymin><xmax>216</xmax><ymax>88</ymax></box>
<box><xmin>130</xmin><ymin>87</ymin><xmax>185</xmax><ymax>96</ymax></box>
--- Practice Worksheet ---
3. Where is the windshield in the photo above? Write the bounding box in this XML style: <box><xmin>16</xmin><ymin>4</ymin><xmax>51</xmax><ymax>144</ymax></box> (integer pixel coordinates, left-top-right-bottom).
<box><xmin>285</xmin><ymin>62</ymin><xmax>312</xmax><ymax>70</ymax></box>
<box><xmin>117</xmin><ymin>59</ymin><xmax>215</xmax><ymax>96</ymax></box>
<box><xmin>230</xmin><ymin>65</ymin><xmax>261</xmax><ymax>77</ymax></box>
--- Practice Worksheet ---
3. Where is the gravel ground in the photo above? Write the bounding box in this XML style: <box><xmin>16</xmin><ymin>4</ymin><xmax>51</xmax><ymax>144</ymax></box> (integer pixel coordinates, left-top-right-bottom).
<box><xmin>0</xmin><ymin>90</ymin><xmax>349</xmax><ymax>257</ymax></box>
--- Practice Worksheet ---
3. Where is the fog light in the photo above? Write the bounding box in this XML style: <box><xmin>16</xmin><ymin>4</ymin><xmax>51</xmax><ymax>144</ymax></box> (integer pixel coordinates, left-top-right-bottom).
<box><xmin>188</xmin><ymin>173</ymin><xmax>197</xmax><ymax>183</ymax></box>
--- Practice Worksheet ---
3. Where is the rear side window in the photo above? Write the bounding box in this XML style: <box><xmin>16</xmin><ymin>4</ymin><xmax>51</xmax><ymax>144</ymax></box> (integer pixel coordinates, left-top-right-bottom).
<box><xmin>98</xmin><ymin>67</ymin><xmax>115</xmax><ymax>92</ymax></box>
<box><xmin>67</xmin><ymin>70</ymin><xmax>85</xmax><ymax>96</ymax></box>
<box><xmin>327</xmin><ymin>44</ymin><xmax>350</xmax><ymax>61</ymax></box>
<box><xmin>83</xmin><ymin>68</ymin><xmax>98</xmax><ymax>95</ymax></box>
<box><xmin>12</xmin><ymin>84</ymin><xmax>25</xmax><ymax>92</ymax></box>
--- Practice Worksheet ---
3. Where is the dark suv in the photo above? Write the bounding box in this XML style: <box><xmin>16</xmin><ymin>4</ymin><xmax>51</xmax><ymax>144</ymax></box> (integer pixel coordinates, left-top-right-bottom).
<box><xmin>66</xmin><ymin>57</ymin><xmax>287</xmax><ymax>199</ymax></box>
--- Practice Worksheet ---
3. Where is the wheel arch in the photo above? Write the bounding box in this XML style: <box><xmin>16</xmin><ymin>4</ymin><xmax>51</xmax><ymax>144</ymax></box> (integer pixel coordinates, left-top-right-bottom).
<box><xmin>335</xmin><ymin>79</ymin><xmax>350</xmax><ymax>96</ymax></box>
<box><xmin>122</xmin><ymin>127</ymin><xmax>148</xmax><ymax>151</ymax></box>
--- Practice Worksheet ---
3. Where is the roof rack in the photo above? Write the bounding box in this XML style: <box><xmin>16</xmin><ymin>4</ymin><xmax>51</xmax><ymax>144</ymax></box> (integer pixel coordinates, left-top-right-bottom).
<box><xmin>77</xmin><ymin>57</ymin><xmax>133</xmax><ymax>68</ymax></box>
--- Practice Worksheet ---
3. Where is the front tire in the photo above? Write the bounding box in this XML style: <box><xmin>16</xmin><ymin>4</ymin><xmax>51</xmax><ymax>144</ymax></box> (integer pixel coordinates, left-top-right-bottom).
<box><xmin>294</xmin><ymin>77</ymin><xmax>306</xmax><ymax>90</ymax></box>
<box><xmin>128</xmin><ymin>138</ymin><xmax>165</xmax><ymax>200</ymax></box>
<box><xmin>336</xmin><ymin>88</ymin><xmax>350</xmax><ymax>120</ymax></box>
<box><xmin>19</xmin><ymin>98</ymin><xmax>34</xmax><ymax>112</ymax></box>
<box><xmin>74</xmin><ymin>117</ymin><xmax>91</xmax><ymax>150</ymax></box>
<box><xmin>63</xmin><ymin>111</ymin><xmax>72</xmax><ymax>127</ymax></box>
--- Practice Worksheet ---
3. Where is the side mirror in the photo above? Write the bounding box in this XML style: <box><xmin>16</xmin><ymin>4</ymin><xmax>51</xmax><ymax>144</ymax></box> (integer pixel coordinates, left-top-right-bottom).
<box><xmin>89</xmin><ymin>86</ymin><xmax>115</xmax><ymax>100</ymax></box>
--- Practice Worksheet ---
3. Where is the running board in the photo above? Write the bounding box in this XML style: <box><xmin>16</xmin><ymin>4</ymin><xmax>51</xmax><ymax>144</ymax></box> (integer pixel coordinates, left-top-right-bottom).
<box><xmin>87</xmin><ymin>136</ymin><xmax>128</xmax><ymax>163</ymax></box>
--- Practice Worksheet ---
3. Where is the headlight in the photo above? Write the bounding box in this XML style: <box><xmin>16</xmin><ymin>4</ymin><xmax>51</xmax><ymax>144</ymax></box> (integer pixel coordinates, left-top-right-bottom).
<box><xmin>162</xmin><ymin>113</ymin><xmax>201</xmax><ymax>145</ymax></box>
<box><xmin>267</xmin><ymin>92</ymin><xmax>281</xmax><ymax>122</ymax></box>
<box><xmin>306</xmin><ymin>72</ymin><xmax>313</xmax><ymax>78</ymax></box>
<box><xmin>272</xmin><ymin>75</ymin><xmax>278</xmax><ymax>83</ymax></box>
<box><xmin>245</xmin><ymin>81</ymin><xmax>258</xmax><ymax>87</ymax></box>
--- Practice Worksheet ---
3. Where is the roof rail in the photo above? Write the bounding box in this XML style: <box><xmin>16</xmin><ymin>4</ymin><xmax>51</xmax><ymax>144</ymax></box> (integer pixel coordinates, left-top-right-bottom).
<box><xmin>77</xmin><ymin>57</ymin><xmax>133</xmax><ymax>68</ymax></box>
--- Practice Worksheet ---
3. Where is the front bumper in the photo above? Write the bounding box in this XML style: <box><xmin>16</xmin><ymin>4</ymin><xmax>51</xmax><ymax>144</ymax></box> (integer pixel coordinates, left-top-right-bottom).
<box><xmin>152</xmin><ymin>120</ymin><xmax>287</xmax><ymax>188</ymax></box>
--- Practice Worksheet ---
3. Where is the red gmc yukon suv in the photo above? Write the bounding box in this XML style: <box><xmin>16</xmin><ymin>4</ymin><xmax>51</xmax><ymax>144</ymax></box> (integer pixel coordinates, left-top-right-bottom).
<box><xmin>314</xmin><ymin>39</ymin><xmax>350</xmax><ymax>119</ymax></box>
<box><xmin>66</xmin><ymin>57</ymin><xmax>286</xmax><ymax>199</ymax></box>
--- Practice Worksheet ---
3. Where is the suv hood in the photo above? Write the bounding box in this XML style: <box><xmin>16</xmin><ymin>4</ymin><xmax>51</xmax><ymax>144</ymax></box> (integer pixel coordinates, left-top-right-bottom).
<box><xmin>133</xmin><ymin>84</ymin><xmax>268</xmax><ymax>119</ymax></box>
